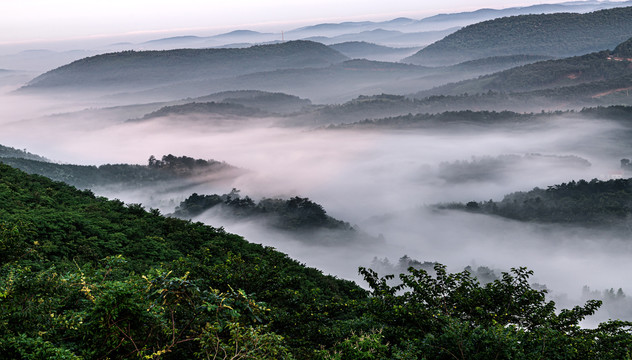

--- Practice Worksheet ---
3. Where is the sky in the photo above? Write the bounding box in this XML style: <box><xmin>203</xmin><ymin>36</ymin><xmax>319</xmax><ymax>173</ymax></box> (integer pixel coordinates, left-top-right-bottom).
<box><xmin>2</xmin><ymin>0</ymin><xmax>554</xmax><ymax>46</ymax></box>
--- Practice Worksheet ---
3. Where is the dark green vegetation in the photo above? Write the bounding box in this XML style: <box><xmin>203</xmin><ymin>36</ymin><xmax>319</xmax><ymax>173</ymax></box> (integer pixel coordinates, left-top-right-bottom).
<box><xmin>440</xmin><ymin>177</ymin><xmax>632</xmax><ymax>228</ymax></box>
<box><xmin>21</xmin><ymin>41</ymin><xmax>348</xmax><ymax>90</ymax></box>
<box><xmin>172</xmin><ymin>190</ymin><xmax>370</xmax><ymax>245</ymax></box>
<box><xmin>405</xmin><ymin>6</ymin><xmax>632</xmax><ymax>66</ymax></box>
<box><xmin>4</xmin><ymin>159</ymin><xmax>632</xmax><ymax>358</ymax></box>
<box><xmin>0</xmin><ymin>154</ymin><xmax>239</xmax><ymax>190</ymax></box>
<box><xmin>0</xmin><ymin>163</ymin><xmax>363</xmax><ymax>359</ymax></box>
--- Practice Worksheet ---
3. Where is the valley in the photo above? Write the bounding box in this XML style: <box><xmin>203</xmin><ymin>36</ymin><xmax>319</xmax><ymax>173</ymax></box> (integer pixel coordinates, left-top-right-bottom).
<box><xmin>3</xmin><ymin>1</ymin><xmax>632</xmax><ymax>358</ymax></box>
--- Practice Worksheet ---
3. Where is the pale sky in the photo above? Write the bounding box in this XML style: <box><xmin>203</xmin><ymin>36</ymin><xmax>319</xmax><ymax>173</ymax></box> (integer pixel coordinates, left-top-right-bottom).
<box><xmin>2</xmin><ymin>0</ymin><xmax>553</xmax><ymax>46</ymax></box>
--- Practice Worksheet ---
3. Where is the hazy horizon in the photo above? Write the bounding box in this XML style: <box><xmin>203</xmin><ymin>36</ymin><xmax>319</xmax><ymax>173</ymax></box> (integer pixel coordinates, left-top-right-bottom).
<box><xmin>4</xmin><ymin>0</ymin><xmax>625</xmax><ymax>53</ymax></box>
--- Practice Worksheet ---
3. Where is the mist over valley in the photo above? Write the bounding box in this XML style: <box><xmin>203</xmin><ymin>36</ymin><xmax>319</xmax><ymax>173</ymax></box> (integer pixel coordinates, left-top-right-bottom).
<box><xmin>4</xmin><ymin>1</ymin><xmax>632</xmax><ymax>357</ymax></box>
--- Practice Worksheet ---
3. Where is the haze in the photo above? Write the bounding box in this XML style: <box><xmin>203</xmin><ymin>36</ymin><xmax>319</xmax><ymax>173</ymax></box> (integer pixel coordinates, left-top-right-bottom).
<box><xmin>3</xmin><ymin>0</ymin><xmax>554</xmax><ymax>46</ymax></box>
<box><xmin>3</xmin><ymin>0</ymin><xmax>632</xmax><ymax>327</ymax></box>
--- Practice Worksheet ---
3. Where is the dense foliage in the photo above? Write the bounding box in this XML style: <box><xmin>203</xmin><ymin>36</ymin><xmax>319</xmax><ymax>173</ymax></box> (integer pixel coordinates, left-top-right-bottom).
<box><xmin>3</xmin><ymin>164</ymin><xmax>632</xmax><ymax>358</ymax></box>
<box><xmin>0</xmin><ymin>163</ymin><xmax>367</xmax><ymax>358</ymax></box>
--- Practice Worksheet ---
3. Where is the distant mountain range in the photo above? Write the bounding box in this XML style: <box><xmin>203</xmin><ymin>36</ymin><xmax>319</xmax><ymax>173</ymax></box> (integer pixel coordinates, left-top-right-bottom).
<box><xmin>14</xmin><ymin>3</ymin><xmax>632</xmax><ymax>110</ymax></box>
<box><xmin>3</xmin><ymin>1</ymin><xmax>632</xmax><ymax>74</ymax></box>
<box><xmin>404</xmin><ymin>6</ymin><xmax>632</xmax><ymax>66</ymax></box>
<box><xmin>283</xmin><ymin>1</ymin><xmax>632</xmax><ymax>40</ymax></box>
<box><xmin>107</xmin><ymin>1</ymin><xmax>632</xmax><ymax>54</ymax></box>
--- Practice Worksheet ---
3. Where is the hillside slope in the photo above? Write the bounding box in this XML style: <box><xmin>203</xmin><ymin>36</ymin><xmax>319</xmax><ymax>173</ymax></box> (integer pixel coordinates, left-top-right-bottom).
<box><xmin>0</xmin><ymin>163</ymin><xmax>366</xmax><ymax>358</ymax></box>
<box><xmin>409</xmin><ymin>36</ymin><xmax>632</xmax><ymax>111</ymax></box>
<box><xmin>405</xmin><ymin>6</ymin><xmax>632</xmax><ymax>66</ymax></box>
<box><xmin>2</xmin><ymin>164</ymin><xmax>632</xmax><ymax>358</ymax></box>
<box><xmin>22</xmin><ymin>41</ymin><xmax>348</xmax><ymax>91</ymax></box>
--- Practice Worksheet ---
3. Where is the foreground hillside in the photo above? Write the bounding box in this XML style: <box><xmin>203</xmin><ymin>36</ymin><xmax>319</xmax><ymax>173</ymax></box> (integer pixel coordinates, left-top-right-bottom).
<box><xmin>0</xmin><ymin>163</ymin><xmax>365</xmax><ymax>358</ymax></box>
<box><xmin>3</xmin><ymin>163</ymin><xmax>632</xmax><ymax>358</ymax></box>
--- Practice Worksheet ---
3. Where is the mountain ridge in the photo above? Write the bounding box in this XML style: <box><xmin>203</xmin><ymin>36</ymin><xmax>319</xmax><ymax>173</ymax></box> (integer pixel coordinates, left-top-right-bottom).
<box><xmin>21</xmin><ymin>40</ymin><xmax>348</xmax><ymax>91</ymax></box>
<box><xmin>404</xmin><ymin>6</ymin><xmax>632</xmax><ymax>66</ymax></box>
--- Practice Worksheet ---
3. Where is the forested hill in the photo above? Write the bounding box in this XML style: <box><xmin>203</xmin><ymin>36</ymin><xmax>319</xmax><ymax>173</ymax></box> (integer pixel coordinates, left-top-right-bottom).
<box><xmin>439</xmin><ymin>177</ymin><xmax>632</xmax><ymax>227</ymax></box>
<box><xmin>21</xmin><ymin>40</ymin><xmax>348</xmax><ymax>90</ymax></box>
<box><xmin>404</xmin><ymin>6</ymin><xmax>632</xmax><ymax>66</ymax></box>
<box><xmin>0</xmin><ymin>163</ymin><xmax>366</xmax><ymax>358</ymax></box>
<box><xmin>0</xmin><ymin>154</ymin><xmax>240</xmax><ymax>189</ymax></box>
<box><xmin>412</xmin><ymin>38</ymin><xmax>632</xmax><ymax>103</ymax></box>
<box><xmin>3</xmin><ymin>163</ymin><xmax>632</xmax><ymax>358</ymax></box>
<box><xmin>0</xmin><ymin>144</ymin><xmax>49</xmax><ymax>162</ymax></box>
<box><xmin>137</xmin><ymin>102</ymin><xmax>265</xmax><ymax>121</ymax></box>
<box><xmin>172</xmin><ymin>191</ymin><xmax>372</xmax><ymax>245</ymax></box>
<box><xmin>613</xmin><ymin>37</ymin><xmax>632</xmax><ymax>58</ymax></box>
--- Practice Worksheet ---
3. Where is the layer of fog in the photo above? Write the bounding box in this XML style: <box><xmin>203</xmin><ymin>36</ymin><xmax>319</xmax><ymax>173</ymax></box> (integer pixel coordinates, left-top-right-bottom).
<box><xmin>2</xmin><ymin>95</ymin><xmax>632</xmax><ymax>323</ymax></box>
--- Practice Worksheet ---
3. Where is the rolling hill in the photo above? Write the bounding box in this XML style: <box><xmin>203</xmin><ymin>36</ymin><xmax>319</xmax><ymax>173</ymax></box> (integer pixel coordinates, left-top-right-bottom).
<box><xmin>329</xmin><ymin>41</ymin><xmax>421</xmax><ymax>62</ymax></box>
<box><xmin>0</xmin><ymin>153</ymin><xmax>241</xmax><ymax>190</ymax></box>
<box><xmin>408</xmin><ymin>37</ymin><xmax>632</xmax><ymax>111</ymax></box>
<box><xmin>404</xmin><ymin>6</ymin><xmax>632</xmax><ymax>66</ymax></box>
<box><xmin>21</xmin><ymin>41</ymin><xmax>348</xmax><ymax>91</ymax></box>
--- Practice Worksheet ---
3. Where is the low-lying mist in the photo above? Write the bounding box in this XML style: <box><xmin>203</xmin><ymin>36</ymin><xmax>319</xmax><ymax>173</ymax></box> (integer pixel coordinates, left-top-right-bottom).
<box><xmin>2</xmin><ymin>94</ymin><xmax>632</xmax><ymax>323</ymax></box>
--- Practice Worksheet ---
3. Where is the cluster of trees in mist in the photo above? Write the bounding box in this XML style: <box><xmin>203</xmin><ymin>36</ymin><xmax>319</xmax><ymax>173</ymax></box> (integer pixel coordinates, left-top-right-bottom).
<box><xmin>440</xmin><ymin>177</ymin><xmax>632</xmax><ymax>227</ymax></box>
<box><xmin>4</xmin><ymin>163</ymin><xmax>632</xmax><ymax>359</ymax></box>
<box><xmin>0</xmin><ymin>144</ymin><xmax>48</xmax><ymax>162</ymax></box>
<box><xmin>0</xmin><ymin>153</ymin><xmax>237</xmax><ymax>190</ymax></box>
<box><xmin>173</xmin><ymin>190</ymin><xmax>367</xmax><ymax>244</ymax></box>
